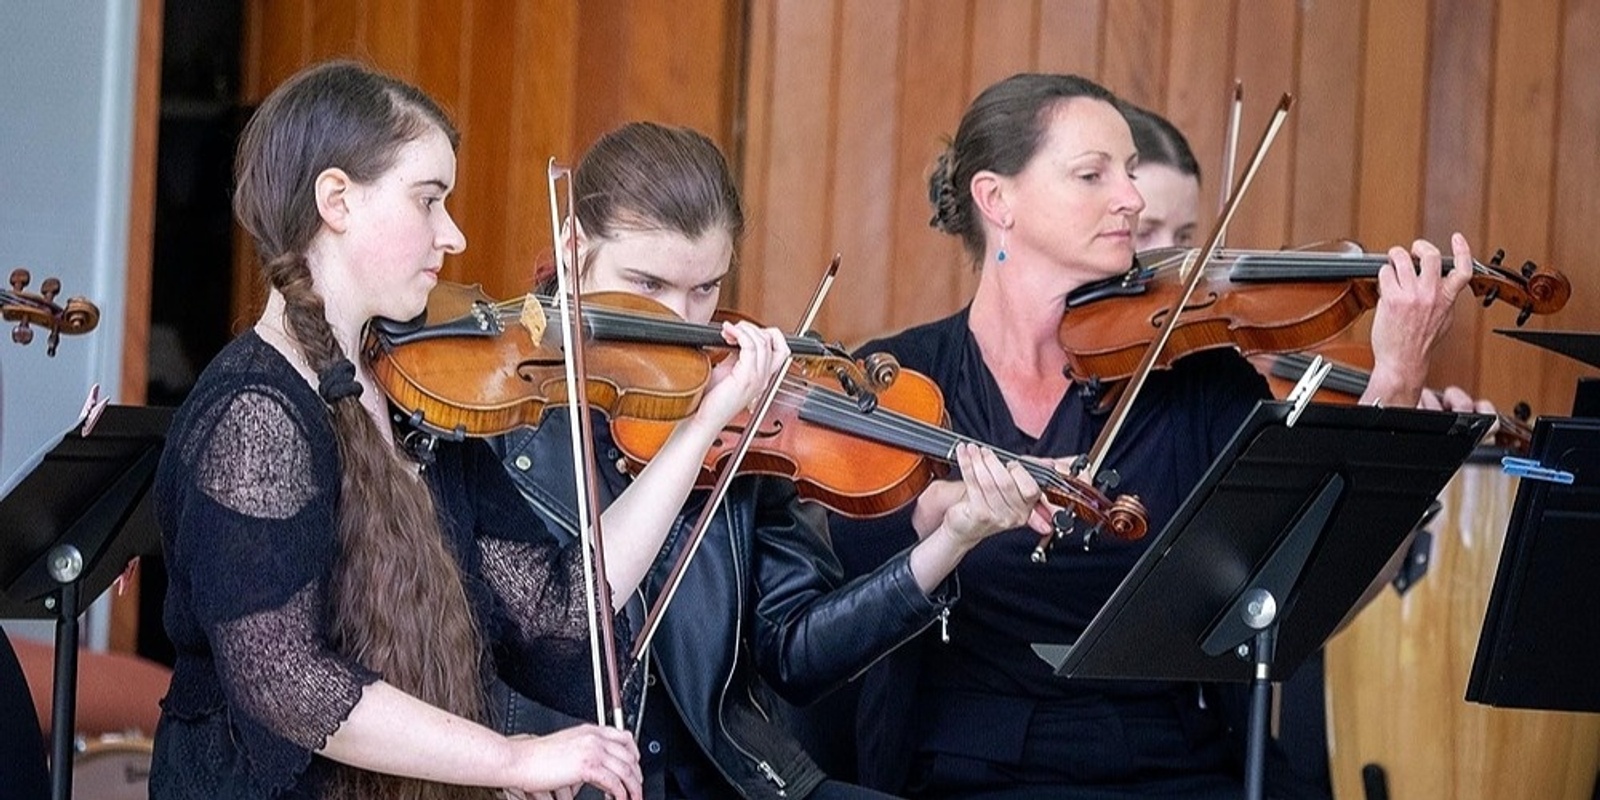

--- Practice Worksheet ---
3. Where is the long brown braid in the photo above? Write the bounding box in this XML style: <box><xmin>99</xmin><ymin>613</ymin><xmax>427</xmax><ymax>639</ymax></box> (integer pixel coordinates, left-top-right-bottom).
<box><xmin>234</xmin><ymin>61</ymin><xmax>493</xmax><ymax>800</ymax></box>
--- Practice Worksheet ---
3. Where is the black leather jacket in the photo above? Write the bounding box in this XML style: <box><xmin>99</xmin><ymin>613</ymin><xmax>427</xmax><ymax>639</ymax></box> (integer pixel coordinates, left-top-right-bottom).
<box><xmin>490</xmin><ymin>410</ymin><xmax>949</xmax><ymax>799</ymax></box>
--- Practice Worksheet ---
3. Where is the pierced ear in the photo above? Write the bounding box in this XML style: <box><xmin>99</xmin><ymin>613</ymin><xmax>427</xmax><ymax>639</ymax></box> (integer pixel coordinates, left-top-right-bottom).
<box><xmin>314</xmin><ymin>167</ymin><xmax>355</xmax><ymax>233</ymax></box>
<box><xmin>556</xmin><ymin>216</ymin><xmax>593</xmax><ymax>278</ymax></box>
<box><xmin>969</xmin><ymin>170</ymin><xmax>1012</xmax><ymax>230</ymax></box>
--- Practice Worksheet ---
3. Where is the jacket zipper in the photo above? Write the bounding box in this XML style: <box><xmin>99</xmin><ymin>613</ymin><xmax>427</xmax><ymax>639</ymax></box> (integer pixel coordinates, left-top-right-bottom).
<box><xmin>711</xmin><ymin>501</ymin><xmax>789</xmax><ymax>796</ymax></box>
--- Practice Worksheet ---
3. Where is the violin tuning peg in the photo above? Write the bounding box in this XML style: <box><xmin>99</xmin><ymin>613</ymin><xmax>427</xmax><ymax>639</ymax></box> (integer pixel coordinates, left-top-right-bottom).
<box><xmin>1517</xmin><ymin>307</ymin><xmax>1532</xmax><ymax>326</ymax></box>
<box><xmin>1521</xmin><ymin>260</ymin><xmax>1537</xmax><ymax>279</ymax></box>
<box><xmin>9</xmin><ymin>268</ymin><xmax>29</xmax><ymax>291</ymax></box>
<box><xmin>12</xmin><ymin>323</ymin><xmax>33</xmax><ymax>345</ymax></box>
<box><xmin>1096</xmin><ymin>469</ymin><xmax>1121</xmax><ymax>491</ymax></box>
<box><xmin>1052</xmin><ymin>509</ymin><xmax>1077</xmax><ymax>537</ymax></box>
<box><xmin>1082</xmin><ymin>523</ymin><xmax>1103</xmax><ymax>551</ymax></box>
<box><xmin>1480</xmin><ymin>288</ymin><xmax>1497</xmax><ymax>308</ymax></box>
<box><xmin>1490</xmin><ymin>249</ymin><xmax>1506</xmax><ymax>268</ymax></box>
<box><xmin>1030</xmin><ymin>544</ymin><xmax>1050</xmax><ymax>564</ymax></box>
<box><xmin>46</xmin><ymin>329</ymin><xmax>60</xmax><ymax>357</ymax></box>
<box><xmin>40</xmin><ymin>277</ymin><xmax>60</xmax><ymax>301</ymax></box>
<box><xmin>1069</xmin><ymin>454</ymin><xmax>1090</xmax><ymax>476</ymax></box>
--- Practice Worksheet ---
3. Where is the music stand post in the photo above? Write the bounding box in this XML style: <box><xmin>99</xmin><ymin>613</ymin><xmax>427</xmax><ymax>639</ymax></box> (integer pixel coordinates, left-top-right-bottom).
<box><xmin>0</xmin><ymin>404</ymin><xmax>171</xmax><ymax>800</ymax></box>
<box><xmin>1040</xmin><ymin>401</ymin><xmax>1490</xmax><ymax>800</ymax></box>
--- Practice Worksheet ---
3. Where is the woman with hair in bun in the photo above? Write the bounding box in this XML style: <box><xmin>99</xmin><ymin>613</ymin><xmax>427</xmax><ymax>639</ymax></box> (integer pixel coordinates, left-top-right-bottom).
<box><xmin>830</xmin><ymin>73</ymin><xmax>1474</xmax><ymax>799</ymax></box>
<box><xmin>149</xmin><ymin>60</ymin><xmax>661</xmax><ymax>800</ymax></box>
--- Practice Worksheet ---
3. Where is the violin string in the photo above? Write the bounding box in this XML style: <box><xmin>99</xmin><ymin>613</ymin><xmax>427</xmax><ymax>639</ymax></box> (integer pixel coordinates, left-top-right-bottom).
<box><xmin>774</xmin><ymin>380</ymin><xmax>1089</xmax><ymax>503</ymax></box>
<box><xmin>486</xmin><ymin>296</ymin><xmax>836</xmax><ymax>356</ymax></box>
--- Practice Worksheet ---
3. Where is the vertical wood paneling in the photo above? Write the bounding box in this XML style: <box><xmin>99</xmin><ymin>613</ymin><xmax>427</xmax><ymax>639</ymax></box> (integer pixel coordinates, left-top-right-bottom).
<box><xmin>1549</xmin><ymin>0</ymin><xmax>1600</xmax><ymax>416</ymax></box>
<box><xmin>750</xmin><ymin>0</ymin><xmax>837</xmax><ymax>318</ymax></box>
<box><xmin>1417</xmin><ymin>0</ymin><xmax>1494</xmax><ymax>395</ymax></box>
<box><xmin>1354</xmin><ymin>0</ymin><xmax>1429</xmax><ymax>250</ymax></box>
<box><xmin>1035</xmin><ymin>0</ymin><xmax>1103</xmax><ymax>78</ymax></box>
<box><xmin>1288</xmin><ymin>0</ymin><xmax>1361</xmax><ymax>245</ymax></box>
<box><xmin>1481</xmin><ymin>0</ymin><xmax>1570</xmax><ymax>420</ymax></box>
<box><xmin>1226</xmin><ymin>0</ymin><xmax>1297</xmax><ymax>250</ymax></box>
<box><xmin>816</xmin><ymin>0</ymin><xmax>902</xmax><ymax>337</ymax></box>
<box><xmin>885</xmin><ymin>0</ymin><xmax>972</xmax><ymax>333</ymax></box>
<box><xmin>1161</xmin><ymin>0</ymin><xmax>1233</xmax><ymax>236</ymax></box>
<box><xmin>968</xmin><ymin>0</ymin><xmax>1037</xmax><ymax>98</ymax></box>
<box><xmin>1098</xmin><ymin>0</ymin><xmax>1166</xmax><ymax>109</ymax></box>
<box><xmin>241</xmin><ymin>0</ymin><xmax>738</xmax><ymax>308</ymax></box>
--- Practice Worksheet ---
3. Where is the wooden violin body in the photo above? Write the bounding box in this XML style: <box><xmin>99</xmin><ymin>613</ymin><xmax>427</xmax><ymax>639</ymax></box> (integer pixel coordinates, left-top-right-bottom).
<box><xmin>366</xmin><ymin>280</ymin><xmax>895</xmax><ymax>439</ymax></box>
<box><xmin>612</xmin><ymin>365</ymin><xmax>1149</xmax><ymax>538</ymax></box>
<box><xmin>1058</xmin><ymin>247</ymin><xmax>1571</xmax><ymax>385</ymax></box>
<box><xmin>4</xmin><ymin>268</ymin><xmax>100</xmax><ymax>355</ymax></box>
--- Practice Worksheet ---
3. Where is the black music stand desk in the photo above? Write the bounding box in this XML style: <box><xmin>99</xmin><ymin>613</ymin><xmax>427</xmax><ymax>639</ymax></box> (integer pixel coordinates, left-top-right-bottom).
<box><xmin>1467</xmin><ymin>415</ymin><xmax>1600</xmax><ymax>712</ymax></box>
<box><xmin>1036</xmin><ymin>401</ymin><xmax>1490</xmax><ymax>800</ymax></box>
<box><xmin>0</xmin><ymin>404</ymin><xmax>171</xmax><ymax>800</ymax></box>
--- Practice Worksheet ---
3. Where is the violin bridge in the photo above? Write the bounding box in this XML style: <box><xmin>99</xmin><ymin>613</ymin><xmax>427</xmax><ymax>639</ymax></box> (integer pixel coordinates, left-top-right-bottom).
<box><xmin>518</xmin><ymin>294</ymin><xmax>548</xmax><ymax>343</ymax></box>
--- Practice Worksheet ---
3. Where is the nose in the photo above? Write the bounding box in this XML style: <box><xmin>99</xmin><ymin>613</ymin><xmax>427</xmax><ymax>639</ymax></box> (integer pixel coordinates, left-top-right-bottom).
<box><xmin>438</xmin><ymin>211</ymin><xmax>467</xmax><ymax>254</ymax></box>
<box><xmin>1116</xmin><ymin>174</ymin><xmax>1145</xmax><ymax>216</ymax></box>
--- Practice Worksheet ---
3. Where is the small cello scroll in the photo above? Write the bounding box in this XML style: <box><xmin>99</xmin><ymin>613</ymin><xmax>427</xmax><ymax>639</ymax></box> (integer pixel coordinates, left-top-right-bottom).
<box><xmin>3</xmin><ymin>268</ymin><xmax>100</xmax><ymax>356</ymax></box>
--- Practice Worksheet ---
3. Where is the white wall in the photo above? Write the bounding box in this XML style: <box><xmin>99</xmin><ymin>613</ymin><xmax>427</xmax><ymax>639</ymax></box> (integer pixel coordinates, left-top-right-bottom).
<box><xmin>1</xmin><ymin>0</ymin><xmax>142</xmax><ymax>646</ymax></box>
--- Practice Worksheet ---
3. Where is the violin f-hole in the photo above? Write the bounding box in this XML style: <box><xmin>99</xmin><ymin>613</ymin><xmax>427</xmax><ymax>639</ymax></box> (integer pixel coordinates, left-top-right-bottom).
<box><xmin>1150</xmin><ymin>291</ymin><xmax>1220</xmax><ymax>329</ymax></box>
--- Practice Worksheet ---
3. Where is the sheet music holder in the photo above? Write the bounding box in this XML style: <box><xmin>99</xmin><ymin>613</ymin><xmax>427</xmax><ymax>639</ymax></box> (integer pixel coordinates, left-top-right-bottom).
<box><xmin>0</xmin><ymin>404</ymin><xmax>172</xmax><ymax>800</ymax></box>
<box><xmin>1467</xmin><ymin>415</ymin><xmax>1600</xmax><ymax>712</ymax></box>
<box><xmin>1035</xmin><ymin>400</ymin><xmax>1489</xmax><ymax>800</ymax></box>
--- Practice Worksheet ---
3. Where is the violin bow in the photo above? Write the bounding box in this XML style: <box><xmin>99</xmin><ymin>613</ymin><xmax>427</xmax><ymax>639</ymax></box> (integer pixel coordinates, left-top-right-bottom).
<box><xmin>547</xmin><ymin>159</ymin><xmax>626</xmax><ymax>729</ymax></box>
<box><xmin>627</xmin><ymin>256</ymin><xmax>841</xmax><ymax>666</ymax></box>
<box><xmin>1080</xmin><ymin>94</ymin><xmax>1294</xmax><ymax>485</ymax></box>
<box><xmin>1210</xmin><ymin>80</ymin><xmax>1245</xmax><ymax>261</ymax></box>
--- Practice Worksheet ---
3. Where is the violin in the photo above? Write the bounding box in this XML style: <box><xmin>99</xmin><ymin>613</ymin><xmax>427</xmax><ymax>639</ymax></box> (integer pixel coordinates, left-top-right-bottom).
<box><xmin>365</xmin><ymin>280</ymin><xmax>896</xmax><ymax>438</ymax></box>
<box><xmin>1057</xmin><ymin>246</ymin><xmax>1570</xmax><ymax>385</ymax></box>
<box><xmin>610</xmin><ymin>365</ymin><xmax>1150</xmax><ymax>539</ymax></box>
<box><xmin>1254</xmin><ymin>342</ymin><xmax>1535</xmax><ymax>454</ymax></box>
<box><xmin>3</xmin><ymin>268</ymin><xmax>100</xmax><ymax>355</ymax></box>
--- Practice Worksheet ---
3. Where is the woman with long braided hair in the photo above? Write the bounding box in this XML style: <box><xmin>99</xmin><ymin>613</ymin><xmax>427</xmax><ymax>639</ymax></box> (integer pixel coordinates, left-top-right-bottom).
<box><xmin>149</xmin><ymin>60</ymin><xmax>673</xmax><ymax>799</ymax></box>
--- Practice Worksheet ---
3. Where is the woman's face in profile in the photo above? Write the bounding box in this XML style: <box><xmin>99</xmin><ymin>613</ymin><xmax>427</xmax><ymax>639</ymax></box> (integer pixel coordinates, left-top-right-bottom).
<box><xmin>1132</xmin><ymin>162</ymin><xmax>1200</xmax><ymax>252</ymax></box>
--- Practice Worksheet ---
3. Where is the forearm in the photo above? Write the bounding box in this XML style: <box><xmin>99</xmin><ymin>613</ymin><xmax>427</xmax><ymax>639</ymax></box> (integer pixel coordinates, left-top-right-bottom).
<box><xmin>1359</xmin><ymin>360</ymin><xmax>1425</xmax><ymax>409</ymax></box>
<box><xmin>318</xmin><ymin>681</ymin><xmax>512</xmax><ymax>788</ymax></box>
<box><xmin>907</xmin><ymin>526</ymin><xmax>976</xmax><ymax>594</ymax></box>
<box><xmin>599</xmin><ymin>414</ymin><xmax>723</xmax><ymax>608</ymax></box>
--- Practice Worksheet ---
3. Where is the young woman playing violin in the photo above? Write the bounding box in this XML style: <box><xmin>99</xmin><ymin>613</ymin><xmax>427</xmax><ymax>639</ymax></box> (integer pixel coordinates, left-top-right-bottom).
<box><xmin>828</xmin><ymin>73</ymin><xmax>1475</xmax><ymax>799</ymax></box>
<box><xmin>488</xmin><ymin>121</ymin><xmax>1049</xmax><ymax>800</ymax></box>
<box><xmin>150</xmin><ymin>61</ymin><xmax>645</xmax><ymax>800</ymax></box>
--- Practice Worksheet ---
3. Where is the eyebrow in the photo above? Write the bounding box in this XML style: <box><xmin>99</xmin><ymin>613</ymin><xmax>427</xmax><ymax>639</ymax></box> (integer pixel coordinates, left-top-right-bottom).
<box><xmin>412</xmin><ymin>179</ymin><xmax>452</xmax><ymax>193</ymax></box>
<box><xmin>618</xmin><ymin>266</ymin><xmax>728</xmax><ymax>287</ymax></box>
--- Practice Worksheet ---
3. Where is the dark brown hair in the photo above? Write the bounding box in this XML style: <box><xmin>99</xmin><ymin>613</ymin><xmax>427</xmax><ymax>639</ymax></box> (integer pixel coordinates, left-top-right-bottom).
<box><xmin>929</xmin><ymin>73</ymin><xmax>1119</xmax><ymax>264</ymax></box>
<box><xmin>233</xmin><ymin>60</ymin><xmax>489</xmax><ymax>800</ymax></box>
<box><xmin>565</xmin><ymin>121</ymin><xmax>743</xmax><ymax>278</ymax></box>
<box><xmin>1122</xmin><ymin>102</ymin><xmax>1201</xmax><ymax>183</ymax></box>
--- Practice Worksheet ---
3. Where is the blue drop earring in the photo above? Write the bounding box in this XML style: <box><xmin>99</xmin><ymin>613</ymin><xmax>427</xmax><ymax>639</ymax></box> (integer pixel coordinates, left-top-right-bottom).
<box><xmin>996</xmin><ymin>226</ymin><xmax>1009</xmax><ymax>263</ymax></box>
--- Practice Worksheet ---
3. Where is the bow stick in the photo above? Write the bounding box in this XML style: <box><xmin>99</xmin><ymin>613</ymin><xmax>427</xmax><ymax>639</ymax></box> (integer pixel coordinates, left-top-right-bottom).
<box><xmin>546</xmin><ymin>159</ymin><xmax>627</xmax><ymax>728</ymax></box>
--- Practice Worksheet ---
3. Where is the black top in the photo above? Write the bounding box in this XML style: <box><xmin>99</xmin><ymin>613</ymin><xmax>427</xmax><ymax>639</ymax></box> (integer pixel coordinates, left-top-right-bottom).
<box><xmin>832</xmin><ymin>307</ymin><xmax>1274</xmax><ymax>794</ymax></box>
<box><xmin>150</xmin><ymin>331</ymin><xmax>598</xmax><ymax>798</ymax></box>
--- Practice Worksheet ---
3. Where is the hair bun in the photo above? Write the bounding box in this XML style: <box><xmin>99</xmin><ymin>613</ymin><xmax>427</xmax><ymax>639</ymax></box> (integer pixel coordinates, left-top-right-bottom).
<box><xmin>927</xmin><ymin>147</ymin><xmax>965</xmax><ymax>234</ymax></box>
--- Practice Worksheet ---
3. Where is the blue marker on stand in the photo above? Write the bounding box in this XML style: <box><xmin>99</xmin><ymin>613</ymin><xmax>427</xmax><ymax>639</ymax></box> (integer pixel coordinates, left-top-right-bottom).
<box><xmin>1501</xmin><ymin>456</ymin><xmax>1576</xmax><ymax>485</ymax></box>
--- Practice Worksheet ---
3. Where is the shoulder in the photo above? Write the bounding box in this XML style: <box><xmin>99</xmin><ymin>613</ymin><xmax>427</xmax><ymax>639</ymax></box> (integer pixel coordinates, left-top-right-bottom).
<box><xmin>854</xmin><ymin>308</ymin><xmax>969</xmax><ymax>376</ymax></box>
<box><xmin>162</xmin><ymin>334</ymin><xmax>332</xmax><ymax>518</ymax></box>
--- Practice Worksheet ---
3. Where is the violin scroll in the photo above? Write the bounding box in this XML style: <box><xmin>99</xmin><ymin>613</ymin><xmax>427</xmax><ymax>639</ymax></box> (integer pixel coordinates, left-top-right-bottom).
<box><xmin>1470</xmin><ymin>249</ymin><xmax>1570</xmax><ymax>324</ymax></box>
<box><xmin>4</xmin><ymin>268</ymin><xmax>101</xmax><ymax>355</ymax></box>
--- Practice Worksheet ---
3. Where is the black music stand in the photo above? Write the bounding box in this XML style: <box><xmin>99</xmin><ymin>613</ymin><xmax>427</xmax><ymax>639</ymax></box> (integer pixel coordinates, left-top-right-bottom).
<box><xmin>1035</xmin><ymin>401</ymin><xmax>1490</xmax><ymax>800</ymax></box>
<box><xmin>1466</xmin><ymin>415</ymin><xmax>1600</xmax><ymax>712</ymax></box>
<box><xmin>0</xmin><ymin>404</ymin><xmax>171</xmax><ymax>800</ymax></box>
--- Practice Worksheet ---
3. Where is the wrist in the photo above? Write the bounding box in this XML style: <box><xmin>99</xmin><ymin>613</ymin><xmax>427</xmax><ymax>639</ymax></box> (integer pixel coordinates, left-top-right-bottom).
<box><xmin>909</xmin><ymin>525</ymin><xmax>977</xmax><ymax>593</ymax></box>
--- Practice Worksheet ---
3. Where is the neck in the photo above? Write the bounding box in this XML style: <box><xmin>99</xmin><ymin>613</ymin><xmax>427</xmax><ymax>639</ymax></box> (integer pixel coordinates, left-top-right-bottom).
<box><xmin>967</xmin><ymin>261</ymin><xmax>1074</xmax><ymax>379</ymax></box>
<box><xmin>259</xmin><ymin>289</ymin><xmax>363</xmax><ymax>363</ymax></box>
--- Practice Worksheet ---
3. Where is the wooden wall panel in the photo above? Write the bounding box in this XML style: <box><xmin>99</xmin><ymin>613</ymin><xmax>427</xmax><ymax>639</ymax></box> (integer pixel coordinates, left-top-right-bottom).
<box><xmin>741</xmin><ymin>0</ymin><xmax>1594</xmax><ymax>423</ymax></box>
<box><xmin>240</xmin><ymin>0</ymin><xmax>741</xmax><ymax>307</ymax></box>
